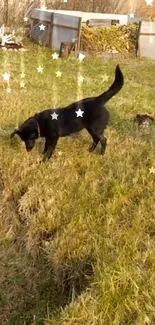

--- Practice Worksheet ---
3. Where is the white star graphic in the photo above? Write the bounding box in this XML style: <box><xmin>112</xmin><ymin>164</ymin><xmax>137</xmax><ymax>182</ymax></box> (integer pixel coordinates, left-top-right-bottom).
<box><xmin>145</xmin><ymin>0</ymin><xmax>153</xmax><ymax>5</ymax></box>
<box><xmin>20</xmin><ymin>82</ymin><xmax>25</xmax><ymax>88</ymax></box>
<box><xmin>149</xmin><ymin>39</ymin><xmax>153</xmax><ymax>43</ymax></box>
<box><xmin>56</xmin><ymin>71</ymin><xmax>62</xmax><ymax>77</ymax></box>
<box><xmin>7</xmin><ymin>88</ymin><xmax>11</xmax><ymax>93</ymax></box>
<box><xmin>64</xmin><ymin>0</ymin><xmax>68</xmax><ymax>2</ymax></box>
<box><xmin>2</xmin><ymin>72</ymin><xmax>10</xmax><ymax>81</ymax></box>
<box><xmin>72</xmin><ymin>38</ymin><xmax>77</xmax><ymax>43</ymax></box>
<box><xmin>52</xmin><ymin>52</ymin><xmax>59</xmax><ymax>60</ymax></box>
<box><xmin>51</xmin><ymin>112</ymin><xmax>59</xmax><ymax>120</ymax></box>
<box><xmin>20</xmin><ymin>72</ymin><xmax>26</xmax><ymax>78</ymax></box>
<box><xmin>149</xmin><ymin>166</ymin><xmax>155</xmax><ymax>174</ymax></box>
<box><xmin>78</xmin><ymin>53</ymin><xmax>85</xmax><ymax>61</ymax></box>
<box><xmin>40</xmin><ymin>6</ymin><xmax>47</xmax><ymax>10</ymax></box>
<box><xmin>129</xmin><ymin>13</ymin><xmax>134</xmax><ymax>18</ymax></box>
<box><xmin>78</xmin><ymin>75</ymin><xmax>84</xmax><ymax>83</ymax></box>
<box><xmin>37</xmin><ymin>66</ymin><xmax>44</xmax><ymax>73</ymax></box>
<box><xmin>24</xmin><ymin>17</ymin><xmax>28</xmax><ymax>22</ymax></box>
<box><xmin>102</xmin><ymin>74</ymin><xmax>109</xmax><ymax>82</ymax></box>
<box><xmin>39</xmin><ymin>24</ymin><xmax>46</xmax><ymax>31</ymax></box>
<box><xmin>75</xmin><ymin>108</ymin><xmax>84</xmax><ymax>117</ymax></box>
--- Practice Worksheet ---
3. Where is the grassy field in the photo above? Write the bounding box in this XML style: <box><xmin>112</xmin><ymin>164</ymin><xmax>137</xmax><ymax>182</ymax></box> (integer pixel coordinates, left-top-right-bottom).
<box><xmin>1</xmin><ymin>41</ymin><xmax>155</xmax><ymax>325</ymax></box>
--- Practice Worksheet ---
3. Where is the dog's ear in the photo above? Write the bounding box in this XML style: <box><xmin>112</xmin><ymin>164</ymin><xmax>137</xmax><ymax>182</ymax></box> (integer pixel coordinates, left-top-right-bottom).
<box><xmin>10</xmin><ymin>128</ymin><xmax>20</xmax><ymax>139</ymax></box>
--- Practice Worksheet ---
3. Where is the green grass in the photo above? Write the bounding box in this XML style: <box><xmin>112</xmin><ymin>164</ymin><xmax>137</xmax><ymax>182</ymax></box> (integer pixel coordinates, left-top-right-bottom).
<box><xmin>1</xmin><ymin>41</ymin><xmax>155</xmax><ymax>325</ymax></box>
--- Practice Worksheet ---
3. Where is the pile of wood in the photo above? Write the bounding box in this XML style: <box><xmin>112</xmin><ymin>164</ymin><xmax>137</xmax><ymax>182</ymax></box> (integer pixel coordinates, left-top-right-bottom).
<box><xmin>0</xmin><ymin>24</ymin><xmax>24</xmax><ymax>51</ymax></box>
<box><xmin>59</xmin><ymin>40</ymin><xmax>78</xmax><ymax>58</ymax></box>
<box><xmin>80</xmin><ymin>23</ymin><xmax>139</xmax><ymax>55</ymax></box>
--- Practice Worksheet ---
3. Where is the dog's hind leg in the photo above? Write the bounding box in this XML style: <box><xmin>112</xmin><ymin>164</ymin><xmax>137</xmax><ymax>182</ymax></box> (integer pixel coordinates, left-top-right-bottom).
<box><xmin>43</xmin><ymin>139</ymin><xmax>48</xmax><ymax>154</ymax></box>
<box><xmin>86</xmin><ymin>128</ymin><xmax>107</xmax><ymax>155</ymax></box>
<box><xmin>100</xmin><ymin>135</ymin><xmax>107</xmax><ymax>155</ymax></box>
<box><xmin>86</xmin><ymin>128</ymin><xmax>100</xmax><ymax>152</ymax></box>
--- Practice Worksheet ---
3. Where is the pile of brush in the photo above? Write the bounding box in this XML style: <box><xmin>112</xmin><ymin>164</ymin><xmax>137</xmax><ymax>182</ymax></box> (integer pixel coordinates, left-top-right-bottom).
<box><xmin>80</xmin><ymin>23</ymin><xmax>139</xmax><ymax>56</ymax></box>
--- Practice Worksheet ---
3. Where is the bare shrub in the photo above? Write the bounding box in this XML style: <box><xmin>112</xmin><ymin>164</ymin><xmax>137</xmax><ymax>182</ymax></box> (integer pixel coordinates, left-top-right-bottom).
<box><xmin>1</xmin><ymin>0</ymin><xmax>155</xmax><ymax>26</ymax></box>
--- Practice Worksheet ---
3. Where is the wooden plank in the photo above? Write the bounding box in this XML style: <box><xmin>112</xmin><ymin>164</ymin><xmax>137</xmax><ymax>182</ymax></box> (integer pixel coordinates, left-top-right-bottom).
<box><xmin>30</xmin><ymin>11</ymin><xmax>81</xmax><ymax>51</ymax></box>
<box><xmin>137</xmin><ymin>21</ymin><xmax>155</xmax><ymax>59</ymax></box>
<box><xmin>40</xmin><ymin>10</ymin><xmax>128</xmax><ymax>25</ymax></box>
<box><xmin>76</xmin><ymin>17</ymin><xmax>82</xmax><ymax>56</ymax></box>
<box><xmin>31</xmin><ymin>19</ymin><xmax>79</xmax><ymax>33</ymax></box>
<box><xmin>31</xmin><ymin>9</ymin><xmax>52</xmax><ymax>23</ymax></box>
<box><xmin>136</xmin><ymin>21</ymin><xmax>141</xmax><ymax>57</ymax></box>
<box><xmin>49</xmin><ymin>13</ymin><xmax>54</xmax><ymax>49</ymax></box>
<box><xmin>59</xmin><ymin>41</ymin><xmax>76</xmax><ymax>58</ymax></box>
<box><xmin>86</xmin><ymin>19</ymin><xmax>111</xmax><ymax>27</ymax></box>
<box><xmin>52</xmin><ymin>23</ymin><xmax>79</xmax><ymax>31</ymax></box>
<box><xmin>53</xmin><ymin>12</ymin><xmax>80</xmax><ymax>28</ymax></box>
<box><xmin>139</xmin><ymin>32</ymin><xmax>155</xmax><ymax>36</ymax></box>
<box><xmin>31</xmin><ymin>19</ymin><xmax>51</xmax><ymax>47</ymax></box>
<box><xmin>86</xmin><ymin>19</ymin><xmax>120</xmax><ymax>27</ymax></box>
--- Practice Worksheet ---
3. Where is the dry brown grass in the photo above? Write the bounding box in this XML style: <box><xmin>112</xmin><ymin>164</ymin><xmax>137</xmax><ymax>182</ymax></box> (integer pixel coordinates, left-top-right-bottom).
<box><xmin>1</xmin><ymin>41</ymin><xmax>155</xmax><ymax>324</ymax></box>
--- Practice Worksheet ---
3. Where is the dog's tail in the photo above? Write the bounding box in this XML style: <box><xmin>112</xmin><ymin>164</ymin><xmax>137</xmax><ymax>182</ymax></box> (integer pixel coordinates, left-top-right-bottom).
<box><xmin>97</xmin><ymin>64</ymin><xmax>124</xmax><ymax>104</ymax></box>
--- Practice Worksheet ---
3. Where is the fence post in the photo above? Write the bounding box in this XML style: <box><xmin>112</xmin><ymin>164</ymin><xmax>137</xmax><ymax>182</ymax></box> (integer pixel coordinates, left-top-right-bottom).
<box><xmin>3</xmin><ymin>0</ymin><xmax>9</xmax><ymax>24</ymax></box>
<box><xmin>92</xmin><ymin>0</ymin><xmax>95</xmax><ymax>12</ymax></box>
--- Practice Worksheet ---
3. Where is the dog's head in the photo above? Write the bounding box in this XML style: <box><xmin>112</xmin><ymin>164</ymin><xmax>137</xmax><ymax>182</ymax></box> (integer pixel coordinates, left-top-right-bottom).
<box><xmin>10</xmin><ymin>116</ymin><xmax>40</xmax><ymax>152</ymax></box>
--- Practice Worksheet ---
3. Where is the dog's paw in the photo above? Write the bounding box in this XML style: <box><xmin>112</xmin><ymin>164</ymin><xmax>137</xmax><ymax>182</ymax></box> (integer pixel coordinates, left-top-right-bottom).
<box><xmin>88</xmin><ymin>144</ymin><xmax>96</xmax><ymax>152</ymax></box>
<box><xmin>42</xmin><ymin>156</ymin><xmax>48</xmax><ymax>163</ymax></box>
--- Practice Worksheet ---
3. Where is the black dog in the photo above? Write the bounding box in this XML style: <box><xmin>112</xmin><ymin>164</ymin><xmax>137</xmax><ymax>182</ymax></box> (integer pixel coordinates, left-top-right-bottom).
<box><xmin>10</xmin><ymin>65</ymin><xmax>124</xmax><ymax>161</ymax></box>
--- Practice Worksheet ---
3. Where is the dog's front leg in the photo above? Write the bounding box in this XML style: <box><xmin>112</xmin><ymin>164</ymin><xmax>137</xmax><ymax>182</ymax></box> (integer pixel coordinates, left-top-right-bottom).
<box><xmin>42</xmin><ymin>138</ymin><xmax>58</xmax><ymax>161</ymax></box>
<box><xmin>100</xmin><ymin>135</ymin><xmax>107</xmax><ymax>155</ymax></box>
<box><xmin>43</xmin><ymin>138</ymin><xmax>48</xmax><ymax>154</ymax></box>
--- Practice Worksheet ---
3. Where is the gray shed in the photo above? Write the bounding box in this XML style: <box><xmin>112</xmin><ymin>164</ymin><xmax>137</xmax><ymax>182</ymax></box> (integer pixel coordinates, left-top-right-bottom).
<box><xmin>30</xmin><ymin>8</ymin><xmax>82</xmax><ymax>53</ymax></box>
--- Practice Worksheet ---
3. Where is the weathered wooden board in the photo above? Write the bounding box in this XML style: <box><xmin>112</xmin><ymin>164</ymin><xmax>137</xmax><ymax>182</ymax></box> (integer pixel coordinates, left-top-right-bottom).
<box><xmin>138</xmin><ymin>21</ymin><xmax>155</xmax><ymax>59</ymax></box>
<box><xmin>30</xmin><ymin>9</ymin><xmax>81</xmax><ymax>53</ymax></box>
<box><xmin>52</xmin><ymin>13</ymin><xmax>81</xmax><ymax>50</ymax></box>
<box><xmin>31</xmin><ymin>20</ymin><xmax>51</xmax><ymax>46</ymax></box>
<box><xmin>86</xmin><ymin>19</ymin><xmax>120</xmax><ymax>27</ymax></box>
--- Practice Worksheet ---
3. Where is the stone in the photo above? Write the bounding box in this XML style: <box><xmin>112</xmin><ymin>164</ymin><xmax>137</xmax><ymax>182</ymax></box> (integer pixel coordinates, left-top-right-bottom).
<box><xmin>111</xmin><ymin>49</ymin><xmax>119</xmax><ymax>53</ymax></box>
<box><xmin>18</xmin><ymin>48</ymin><xmax>27</xmax><ymax>52</ymax></box>
<box><xmin>1</xmin><ymin>47</ymin><xmax>7</xmax><ymax>51</ymax></box>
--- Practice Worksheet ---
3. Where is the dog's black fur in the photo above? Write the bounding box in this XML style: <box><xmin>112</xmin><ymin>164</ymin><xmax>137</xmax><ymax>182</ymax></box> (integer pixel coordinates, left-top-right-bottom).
<box><xmin>10</xmin><ymin>64</ymin><xmax>124</xmax><ymax>161</ymax></box>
